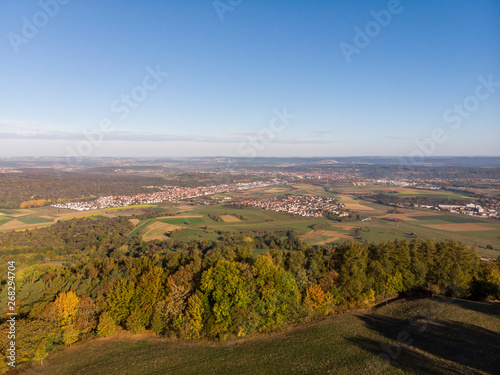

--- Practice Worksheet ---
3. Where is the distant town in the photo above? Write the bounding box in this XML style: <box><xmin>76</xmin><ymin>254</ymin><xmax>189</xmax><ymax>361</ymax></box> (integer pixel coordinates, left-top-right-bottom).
<box><xmin>228</xmin><ymin>195</ymin><xmax>346</xmax><ymax>218</ymax></box>
<box><xmin>50</xmin><ymin>180</ymin><xmax>280</xmax><ymax>211</ymax></box>
<box><xmin>415</xmin><ymin>203</ymin><xmax>498</xmax><ymax>219</ymax></box>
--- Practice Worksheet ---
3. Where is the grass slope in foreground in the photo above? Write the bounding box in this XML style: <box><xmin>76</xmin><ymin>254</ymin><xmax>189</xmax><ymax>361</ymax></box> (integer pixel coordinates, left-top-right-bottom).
<box><xmin>17</xmin><ymin>297</ymin><xmax>500</xmax><ymax>375</ymax></box>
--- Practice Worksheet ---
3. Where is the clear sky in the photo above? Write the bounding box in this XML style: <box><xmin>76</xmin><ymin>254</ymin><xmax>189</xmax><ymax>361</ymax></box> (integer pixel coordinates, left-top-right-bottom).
<box><xmin>0</xmin><ymin>0</ymin><xmax>499</xmax><ymax>158</ymax></box>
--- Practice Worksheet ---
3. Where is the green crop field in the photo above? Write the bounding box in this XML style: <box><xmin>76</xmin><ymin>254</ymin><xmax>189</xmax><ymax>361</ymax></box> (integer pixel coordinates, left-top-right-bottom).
<box><xmin>0</xmin><ymin>218</ymin><xmax>12</xmax><ymax>226</ymax></box>
<box><xmin>128</xmin><ymin>219</ymin><xmax>155</xmax><ymax>237</ymax></box>
<box><xmin>409</xmin><ymin>215</ymin><xmax>489</xmax><ymax>224</ymax></box>
<box><xmin>158</xmin><ymin>217</ymin><xmax>205</xmax><ymax>225</ymax></box>
<box><xmin>17</xmin><ymin>297</ymin><xmax>500</xmax><ymax>375</ymax></box>
<box><xmin>385</xmin><ymin>190</ymin><xmax>475</xmax><ymax>200</ymax></box>
<box><xmin>16</xmin><ymin>216</ymin><xmax>54</xmax><ymax>224</ymax></box>
<box><xmin>0</xmin><ymin>209</ymin><xmax>19</xmax><ymax>215</ymax></box>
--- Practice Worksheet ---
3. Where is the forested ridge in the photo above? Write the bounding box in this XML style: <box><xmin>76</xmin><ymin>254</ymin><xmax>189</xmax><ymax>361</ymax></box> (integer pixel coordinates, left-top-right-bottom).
<box><xmin>0</xmin><ymin>217</ymin><xmax>499</xmax><ymax>372</ymax></box>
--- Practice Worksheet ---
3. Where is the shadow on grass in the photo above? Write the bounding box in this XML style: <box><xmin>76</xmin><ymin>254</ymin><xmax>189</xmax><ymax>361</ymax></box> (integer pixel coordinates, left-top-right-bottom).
<box><xmin>453</xmin><ymin>298</ymin><xmax>500</xmax><ymax>319</ymax></box>
<box><xmin>351</xmin><ymin>313</ymin><xmax>500</xmax><ymax>374</ymax></box>
<box><xmin>348</xmin><ymin>336</ymin><xmax>461</xmax><ymax>375</ymax></box>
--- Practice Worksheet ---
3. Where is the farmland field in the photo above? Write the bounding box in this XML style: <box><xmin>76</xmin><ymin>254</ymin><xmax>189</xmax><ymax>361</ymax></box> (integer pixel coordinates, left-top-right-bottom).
<box><xmin>141</xmin><ymin>221</ymin><xmax>182</xmax><ymax>241</ymax></box>
<box><xmin>157</xmin><ymin>217</ymin><xmax>205</xmax><ymax>225</ymax></box>
<box><xmin>16</xmin><ymin>216</ymin><xmax>54</xmax><ymax>224</ymax></box>
<box><xmin>385</xmin><ymin>190</ymin><xmax>475</xmax><ymax>200</ymax></box>
<box><xmin>422</xmin><ymin>223</ymin><xmax>498</xmax><ymax>232</ymax></box>
<box><xmin>0</xmin><ymin>209</ymin><xmax>19</xmax><ymax>215</ymax></box>
<box><xmin>409</xmin><ymin>214</ymin><xmax>488</xmax><ymax>224</ymax></box>
<box><xmin>220</xmin><ymin>215</ymin><xmax>241</xmax><ymax>222</ymax></box>
<box><xmin>0</xmin><ymin>218</ymin><xmax>12</xmax><ymax>226</ymax></box>
<box><xmin>1</xmin><ymin>187</ymin><xmax>498</xmax><ymax>257</ymax></box>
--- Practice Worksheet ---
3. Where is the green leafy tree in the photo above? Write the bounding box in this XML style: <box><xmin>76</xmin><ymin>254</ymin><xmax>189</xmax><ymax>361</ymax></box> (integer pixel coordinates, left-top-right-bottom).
<box><xmin>126</xmin><ymin>308</ymin><xmax>146</xmax><ymax>334</ymax></box>
<box><xmin>252</xmin><ymin>256</ymin><xmax>300</xmax><ymax>330</ymax></box>
<box><xmin>472</xmin><ymin>261</ymin><xmax>500</xmax><ymax>300</ymax></box>
<box><xmin>200</xmin><ymin>260</ymin><xmax>250</xmax><ymax>338</ymax></box>
<box><xmin>384</xmin><ymin>272</ymin><xmax>404</xmax><ymax>304</ymax></box>
<box><xmin>129</xmin><ymin>267</ymin><xmax>165</xmax><ymax>328</ymax></box>
<box><xmin>150</xmin><ymin>300</ymin><xmax>167</xmax><ymax>335</ymax></box>
<box><xmin>96</xmin><ymin>311</ymin><xmax>116</xmax><ymax>337</ymax></box>
<box><xmin>106</xmin><ymin>279</ymin><xmax>135</xmax><ymax>324</ymax></box>
<box><xmin>336</xmin><ymin>243</ymin><xmax>369</xmax><ymax>305</ymax></box>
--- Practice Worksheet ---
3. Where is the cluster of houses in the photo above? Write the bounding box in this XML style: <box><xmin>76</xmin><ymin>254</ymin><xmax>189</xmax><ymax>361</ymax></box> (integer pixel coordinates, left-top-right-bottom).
<box><xmin>0</xmin><ymin>167</ymin><xmax>21</xmax><ymax>173</ymax></box>
<box><xmin>229</xmin><ymin>195</ymin><xmax>345</xmax><ymax>217</ymax></box>
<box><xmin>416</xmin><ymin>203</ymin><xmax>499</xmax><ymax>218</ymax></box>
<box><xmin>375</xmin><ymin>179</ymin><xmax>415</xmax><ymax>187</ymax></box>
<box><xmin>50</xmin><ymin>180</ymin><xmax>279</xmax><ymax>211</ymax></box>
<box><xmin>273</xmin><ymin>171</ymin><xmax>356</xmax><ymax>183</ymax></box>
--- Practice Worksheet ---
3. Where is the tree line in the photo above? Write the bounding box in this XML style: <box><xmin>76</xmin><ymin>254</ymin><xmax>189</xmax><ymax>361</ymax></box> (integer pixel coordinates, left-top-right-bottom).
<box><xmin>0</xmin><ymin>226</ymin><xmax>499</xmax><ymax>371</ymax></box>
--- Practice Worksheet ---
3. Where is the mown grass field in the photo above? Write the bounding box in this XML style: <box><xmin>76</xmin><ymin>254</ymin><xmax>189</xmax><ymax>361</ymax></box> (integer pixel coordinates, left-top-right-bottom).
<box><xmin>16</xmin><ymin>297</ymin><xmax>500</xmax><ymax>375</ymax></box>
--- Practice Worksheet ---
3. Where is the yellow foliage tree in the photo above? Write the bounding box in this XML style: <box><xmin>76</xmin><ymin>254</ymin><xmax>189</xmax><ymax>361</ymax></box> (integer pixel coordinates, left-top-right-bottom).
<box><xmin>54</xmin><ymin>291</ymin><xmax>81</xmax><ymax>345</ymax></box>
<box><xmin>305</xmin><ymin>284</ymin><xmax>335</xmax><ymax>316</ymax></box>
<box><xmin>182</xmin><ymin>294</ymin><xmax>204</xmax><ymax>339</ymax></box>
<box><xmin>19</xmin><ymin>199</ymin><xmax>48</xmax><ymax>208</ymax></box>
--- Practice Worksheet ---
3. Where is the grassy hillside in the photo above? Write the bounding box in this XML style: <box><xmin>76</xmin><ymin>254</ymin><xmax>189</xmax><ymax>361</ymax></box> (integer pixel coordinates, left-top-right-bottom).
<box><xmin>15</xmin><ymin>297</ymin><xmax>500</xmax><ymax>375</ymax></box>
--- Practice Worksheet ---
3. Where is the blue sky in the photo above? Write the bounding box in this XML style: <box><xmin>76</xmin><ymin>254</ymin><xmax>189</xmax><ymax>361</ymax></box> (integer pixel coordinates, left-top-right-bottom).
<box><xmin>0</xmin><ymin>0</ymin><xmax>499</xmax><ymax>157</ymax></box>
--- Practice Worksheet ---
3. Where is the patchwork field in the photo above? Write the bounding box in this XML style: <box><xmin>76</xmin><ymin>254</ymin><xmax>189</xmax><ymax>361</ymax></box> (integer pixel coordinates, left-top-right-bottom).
<box><xmin>1</xmin><ymin>187</ymin><xmax>498</xmax><ymax>257</ymax></box>
<box><xmin>0</xmin><ymin>219</ymin><xmax>53</xmax><ymax>231</ymax></box>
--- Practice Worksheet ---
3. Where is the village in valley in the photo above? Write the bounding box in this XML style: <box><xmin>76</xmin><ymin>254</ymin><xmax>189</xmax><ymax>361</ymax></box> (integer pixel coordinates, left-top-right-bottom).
<box><xmin>49</xmin><ymin>180</ymin><xmax>280</xmax><ymax>211</ymax></box>
<box><xmin>228</xmin><ymin>194</ymin><xmax>346</xmax><ymax>218</ymax></box>
<box><xmin>0</xmin><ymin>158</ymin><xmax>499</xmax><ymax>259</ymax></box>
